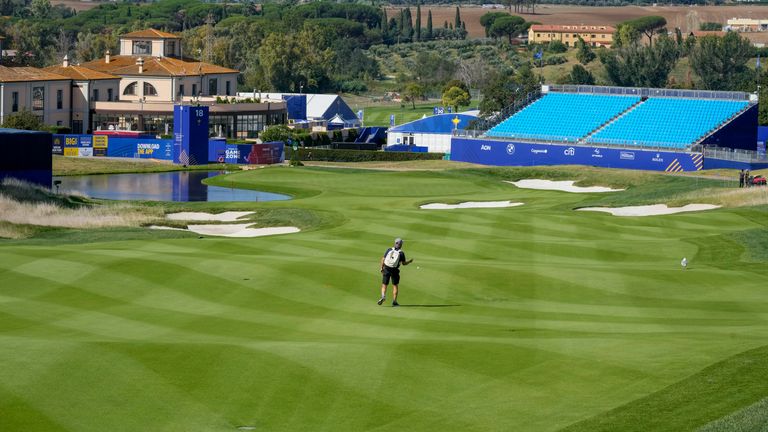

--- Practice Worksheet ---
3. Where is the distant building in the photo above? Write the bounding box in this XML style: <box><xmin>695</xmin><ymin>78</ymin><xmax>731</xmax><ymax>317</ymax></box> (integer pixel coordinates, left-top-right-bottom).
<box><xmin>1</xmin><ymin>29</ymin><xmax>287</xmax><ymax>138</ymax></box>
<box><xmin>727</xmin><ymin>18</ymin><xmax>768</xmax><ymax>32</ymax></box>
<box><xmin>0</xmin><ymin>66</ymin><xmax>72</xmax><ymax>127</ymax></box>
<box><xmin>528</xmin><ymin>24</ymin><xmax>615</xmax><ymax>47</ymax></box>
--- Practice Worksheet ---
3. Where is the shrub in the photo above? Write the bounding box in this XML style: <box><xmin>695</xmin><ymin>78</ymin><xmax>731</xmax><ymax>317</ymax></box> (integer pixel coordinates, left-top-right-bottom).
<box><xmin>547</xmin><ymin>40</ymin><xmax>568</xmax><ymax>53</ymax></box>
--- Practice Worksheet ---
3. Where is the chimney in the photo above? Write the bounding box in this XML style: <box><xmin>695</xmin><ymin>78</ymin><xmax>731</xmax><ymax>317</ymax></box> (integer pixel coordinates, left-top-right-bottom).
<box><xmin>137</xmin><ymin>57</ymin><xmax>144</xmax><ymax>74</ymax></box>
<box><xmin>105</xmin><ymin>50</ymin><xmax>110</xmax><ymax>64</ymax></box>
<box><xmin>62</xmin><ymin>54</ymin><xmax>69</xmax><ymax>68</ymax></box>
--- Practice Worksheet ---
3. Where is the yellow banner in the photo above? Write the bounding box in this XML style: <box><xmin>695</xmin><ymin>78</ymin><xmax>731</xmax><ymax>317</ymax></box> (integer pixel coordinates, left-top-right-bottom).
<box><xmin>93</xmin><ymin>136</ymin><xmax>108</xmax><ymax>148</ymax></box>
<box><xmin>63</xmin><ymin>148</ymin><xmax>79</xmax><ymax>157</ymax></box>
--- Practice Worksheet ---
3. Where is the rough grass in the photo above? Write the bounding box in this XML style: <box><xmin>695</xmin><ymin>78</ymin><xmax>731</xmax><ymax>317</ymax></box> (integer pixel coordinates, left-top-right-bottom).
<box><xmin>0</xmin><ymin>178</ymin><xmax>163</xmax><ymax>238</ymax></box>
<box><xmin>697</xmin><ymin>397</ymin><xmax>768</xmax><ymax>432</ymax></box>
<box><xmin>53</xmin><ymin>155</ymin><xmax>239</xmax><ymax>176</ymax></box>
<box><xmin>669</xmin><ymin>186</ymin><xmax>768</xmax><ymax>208</ymax></box>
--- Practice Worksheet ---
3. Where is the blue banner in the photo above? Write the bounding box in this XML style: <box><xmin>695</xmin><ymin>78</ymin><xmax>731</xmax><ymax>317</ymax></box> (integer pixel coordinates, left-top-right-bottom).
<box><xmin>106</xmin><ymin>138</ymin><xmax>174</xmax><ymax>160</ymax></box>
<box><xmin>451</xmin><ymin>138</ymin><xmax>703</xmax><ymax>172</ymax></box>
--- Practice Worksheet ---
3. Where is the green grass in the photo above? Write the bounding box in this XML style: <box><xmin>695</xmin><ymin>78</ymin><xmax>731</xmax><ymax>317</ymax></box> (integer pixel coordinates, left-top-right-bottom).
<box><xmin>360</xmin><ymin>102</ymin><xmax>448</xmax><ymax>127</ymax></box>
<box><xmin>2</xmin><ymin>165</ymin><xmax>768</xmax><ymax>431</ymax></box>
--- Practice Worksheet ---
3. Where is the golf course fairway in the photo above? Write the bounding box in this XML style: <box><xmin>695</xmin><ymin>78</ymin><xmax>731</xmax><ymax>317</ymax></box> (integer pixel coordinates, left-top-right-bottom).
<box><xmin>1</xmin><ymin>165</ymin><xmax>767</xmax><ymax>431</ymax></box>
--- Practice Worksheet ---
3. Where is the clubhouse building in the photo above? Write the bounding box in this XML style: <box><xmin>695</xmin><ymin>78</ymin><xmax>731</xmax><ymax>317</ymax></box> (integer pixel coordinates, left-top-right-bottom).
<box><xmin>0</xmin><ymin>29</ymin><xmax>286</xmax><ymax>138</ymax></box>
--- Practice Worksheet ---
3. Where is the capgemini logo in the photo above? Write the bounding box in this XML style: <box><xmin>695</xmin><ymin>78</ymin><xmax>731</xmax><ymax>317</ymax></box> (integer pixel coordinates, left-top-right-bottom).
<box><xmin>506</xmin><ymin>144</ymin><xmax>515</xmax><ymax>155</ymax></box>
<box><xmin>564</xmin><ymin>147</ymin><xmax>575</xmax><ymax>156</ymax></box>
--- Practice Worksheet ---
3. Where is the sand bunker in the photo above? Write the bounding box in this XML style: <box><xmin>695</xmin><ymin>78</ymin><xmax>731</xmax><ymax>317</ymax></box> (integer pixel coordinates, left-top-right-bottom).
<box><xmin>506</xmin><ymin>179</ymin><xmax>624</xmax><ymax>193</ymax></box>
<box><xmin>165</xmin><ymin>211</ymin><xmax>254</xmax><ymax>222</ymax></box>
<box><xmin>420</xmin><ymin>201</ymin><xmax>523</xmax><ymax>210</ymax></box>
<box><xmin>577</xmin><ymin>204</ymin><xmax>720</xmax><ymax>217</ymax></box>
<box><xmin>147</xmin><ymin>225</ymin><xmax>186</xmax><ymax>231</ymax></box>
<box><xmin>153</xmin><ymin>212</ymin><xmax>300</xmax><ymax>237</ymax></box>
<box><xmin>186</xmin><ymin>224</ymin><xmax>300</xmax><ymax>237</ymax></box>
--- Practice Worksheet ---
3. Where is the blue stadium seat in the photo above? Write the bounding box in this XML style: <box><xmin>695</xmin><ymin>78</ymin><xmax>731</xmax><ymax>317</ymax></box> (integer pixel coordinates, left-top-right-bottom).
<box><xmin>485</xmin><ymin>93</ymin><xmax>640</xmax><ymax>142</ymax></box>
<box><xmin>587</xmin><ymin>97</ymin><xmax>748</xmax><ymax>149</ymax></box>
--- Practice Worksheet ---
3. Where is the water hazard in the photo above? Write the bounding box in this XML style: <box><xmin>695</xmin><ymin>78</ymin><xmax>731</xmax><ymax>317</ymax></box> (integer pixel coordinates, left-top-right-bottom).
<box><xmin>53</xmin><ymin>171</ymin><xmax>291</xmax><ymax>202</ymax></box>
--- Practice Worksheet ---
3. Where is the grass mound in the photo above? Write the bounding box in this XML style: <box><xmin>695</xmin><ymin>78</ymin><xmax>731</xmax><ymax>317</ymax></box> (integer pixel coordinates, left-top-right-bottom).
<box><xmin>561</xmin><ymin>344</ymin><xmax>768</xmax><ymax>431</ymax></box>
<box><xmin>0</xmin><ymin>178</ymin><xmax>163</xmax><ymax>239</ymax></box>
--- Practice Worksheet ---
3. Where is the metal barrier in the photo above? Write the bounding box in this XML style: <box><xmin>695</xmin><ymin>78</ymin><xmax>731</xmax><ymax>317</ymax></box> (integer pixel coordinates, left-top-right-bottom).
<box><xmin>546</xmin><ymin>84</ymin><xmax>753</xmax><ymax>101</ymax></box>
<box><xmin>702</xmin><ymin>146</ymin><xmax>768</xmax><ymax>163</ymax></box>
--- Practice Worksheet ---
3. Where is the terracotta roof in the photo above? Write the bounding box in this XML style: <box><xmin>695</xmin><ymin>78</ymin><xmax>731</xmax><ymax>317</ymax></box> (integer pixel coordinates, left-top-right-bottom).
<box><xmin>530</xmin><ymin>24</ymin><xmax>616</xmax><ymax>34</ymax></box>
<box><xmin>122</xmin><ymin>29</ymin><xmax>180</xmax><ymax>39</ymax></box>
<box><xmin>44</xmin><ymin>65</ymin><xmax>120</xmax><ymax>81</ymax></box>
<box><xmin>0</xmin><ymin>65</ymin><xmax>69</xmax><ymax>83</ymax></box>
<box><xmin>79</xmin><ymin>55</ymin><xmax>238</xmax><ymax>77</ymax></box>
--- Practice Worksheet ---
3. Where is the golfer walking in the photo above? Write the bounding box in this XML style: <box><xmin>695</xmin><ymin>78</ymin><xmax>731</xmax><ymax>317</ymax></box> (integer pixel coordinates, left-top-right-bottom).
<box><xmin>378</xmin><ymin>238</ymin><xmax>413</xmax><ymax>307</ymax></box>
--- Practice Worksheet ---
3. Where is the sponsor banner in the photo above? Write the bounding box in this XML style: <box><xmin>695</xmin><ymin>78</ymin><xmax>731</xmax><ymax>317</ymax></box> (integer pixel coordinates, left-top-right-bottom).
<box><xmin>106</xmin><ymin>138</ymin><xmax>174</xmax><ymax>160</ymax></box>
<box><xmin>63</xmin><ymin>148</ymin><xmax>79</xmax><ymax>157</ymax></box>
<box><xmin>223</xmin><ymin>142</ymin><xmax>285</xmax><ymax>165</ymax></box>
<box><xmin>79</xmin><ymin>136</ymin><xmax>92</xmax><ymax>148</ymax></box>
<box><xmin>78</xmin><ymin>147</ymin><xmax>93</xmax><ymax>157</ymax></box>
<box><xmin>93</xmin><ymin>136</ymin><xmax>108</xmax><ymax>148</ymax></box>
<box><xmin>63</xmin><ymin>135</ymin><xmax>80</xmax><ymax>147</ymax></box>
<box><xmin>52</xmin><ymin>136</ymin><xmax>64</xmax><ymax>155</ymax></box>
<box><xmin>452</xmin><ymin>138</ymin><xmax>702</xmax><ymax>172</ymax></box>
<box><xmin>93</xmin><ymin>148</ymin><xmax>107</xmax><ymax>157</ymax></box>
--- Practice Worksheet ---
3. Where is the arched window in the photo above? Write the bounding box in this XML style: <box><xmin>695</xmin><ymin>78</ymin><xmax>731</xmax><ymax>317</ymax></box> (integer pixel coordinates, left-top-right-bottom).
<box><xmin>123</xmin><ymin>82</ymin><xmax>138</xmax><ymax>96</ymax></box>
<box><xmin>143</xmin><ymin>82</ymin><xmax>158</xmax><ymax>96</ymax></box>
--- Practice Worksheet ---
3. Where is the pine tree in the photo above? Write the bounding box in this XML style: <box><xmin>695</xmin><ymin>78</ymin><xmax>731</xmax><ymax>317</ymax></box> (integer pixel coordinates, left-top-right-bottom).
<box><xmin>426</xmin><ymin>10</ymin><xmax>433</xmax><ymax>40</ymax></box>
<box><xmin>415</xmin><ymin>3</ymin><xmax>421</xmax><ymax>42</ymax></box>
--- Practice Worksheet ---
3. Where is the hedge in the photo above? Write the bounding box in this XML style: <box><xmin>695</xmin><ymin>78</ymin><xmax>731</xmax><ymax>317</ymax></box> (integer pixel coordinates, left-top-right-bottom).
<box><xmin>286</xmin><ymin>148</ymin><xmax>444</xmax><ymax>162</ymax></box>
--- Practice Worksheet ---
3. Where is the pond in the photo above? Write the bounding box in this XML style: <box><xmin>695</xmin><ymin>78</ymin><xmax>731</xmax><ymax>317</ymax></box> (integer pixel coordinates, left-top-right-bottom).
<box><xmin>53</xmin><ymin>171</ymin><xmax>291</xmax><ymax>202</ymax></box>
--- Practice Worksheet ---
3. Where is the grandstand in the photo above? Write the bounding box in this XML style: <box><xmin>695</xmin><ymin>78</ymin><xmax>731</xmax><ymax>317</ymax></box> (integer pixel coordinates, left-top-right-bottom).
<box><xmin>482</xmin><ymin>86</ymin><xmax>755</xmax><ymax>151</ymax></box>
<box><xmin>486</xmin><ymin>93</ymin><xmax>640</xmax><ymax>142</ymax></box>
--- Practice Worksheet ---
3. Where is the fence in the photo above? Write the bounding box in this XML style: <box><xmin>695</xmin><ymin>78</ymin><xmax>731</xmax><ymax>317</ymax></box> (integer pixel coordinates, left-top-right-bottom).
<box><xmin>546</xmin><ymin>84</ymin><xmax>753</xmax><ymax>101</ymax></box>
<box><xmin>702</xmin><ymin>146</ymin><xmax>768</xmax><ymax>163</ymax></box>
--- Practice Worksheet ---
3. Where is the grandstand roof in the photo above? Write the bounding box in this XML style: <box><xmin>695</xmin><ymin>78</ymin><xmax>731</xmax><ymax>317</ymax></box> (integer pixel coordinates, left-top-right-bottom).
<box><xmin>389</xmin><ymin>113</ymin><xmax>477</xmax><ymax>134</ymax></box>
<box><xmin>530</xmin><ymin>24</ymin><xmax>615</xmax><ymax>33</ymax></box>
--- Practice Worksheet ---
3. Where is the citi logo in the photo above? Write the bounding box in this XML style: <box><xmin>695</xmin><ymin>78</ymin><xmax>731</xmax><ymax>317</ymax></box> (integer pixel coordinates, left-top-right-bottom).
<box><xmin>564</xmin><ymin>147</ymin><xmax>575</xmax><ymax>156</ymax></box>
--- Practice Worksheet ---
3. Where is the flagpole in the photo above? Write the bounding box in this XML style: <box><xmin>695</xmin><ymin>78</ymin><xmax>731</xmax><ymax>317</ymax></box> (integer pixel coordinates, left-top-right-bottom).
<box><xmin>757</xmin><ymin>54</ymin><xmax>761</xmax><ymax>95</ymax></box>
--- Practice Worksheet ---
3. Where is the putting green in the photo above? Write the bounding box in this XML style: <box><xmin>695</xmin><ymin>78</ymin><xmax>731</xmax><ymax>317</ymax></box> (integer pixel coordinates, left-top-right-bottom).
<box><xmin>1</xmin><ymin>166</ymin><xmax>767</xmax><ymax>431</ymax></box>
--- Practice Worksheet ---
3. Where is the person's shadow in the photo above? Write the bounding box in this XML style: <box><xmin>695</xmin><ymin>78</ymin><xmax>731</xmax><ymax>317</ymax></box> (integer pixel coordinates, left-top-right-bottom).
<box><xmin>397</xmin><ymin>304</ymin><xmax>460</xmax><ymax>308</ymax></box>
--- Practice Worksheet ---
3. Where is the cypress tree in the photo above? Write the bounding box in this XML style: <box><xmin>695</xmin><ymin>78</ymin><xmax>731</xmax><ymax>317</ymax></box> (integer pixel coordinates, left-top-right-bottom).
<box><xmin>415</xmin><ymin>3</ymin><xmax>421</xmax><ymax>41</ymax></box>
<box><xmin>381</xmin><ymin>8</ymin><xmax>388</xmax><ymax>41</ymax></box>
<box><xmin>401</xmin><ymin>8</ymin><xmax>413</xmax><ymax>42</ymax></box>
<box><xmin>455</xmin><ymin>6</ymin><xmax>461</xmax><ymax>29</ymax></box>
<box><xmin>426</xmin><ymin>10</ymin><xmax>433</xmax><ymax>40</ymax></box>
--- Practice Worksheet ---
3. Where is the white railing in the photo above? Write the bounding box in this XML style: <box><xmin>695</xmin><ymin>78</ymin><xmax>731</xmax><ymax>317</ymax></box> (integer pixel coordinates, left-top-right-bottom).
<box><xmin>547</xmin><ymin>84</ymin><xmax>753</xmax><ymax>101</ymax></box>
<box><xmin>702</xmin><ymin>146</ymin><xmax>768</xmax><ymax>163</ymax></box>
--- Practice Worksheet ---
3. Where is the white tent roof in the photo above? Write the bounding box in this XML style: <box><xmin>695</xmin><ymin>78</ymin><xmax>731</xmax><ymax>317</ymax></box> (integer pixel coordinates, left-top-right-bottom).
<box><xmin>238</xmin><ymin>92</ymin><xmax>348</xmax><ymax>120</ymax></box>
